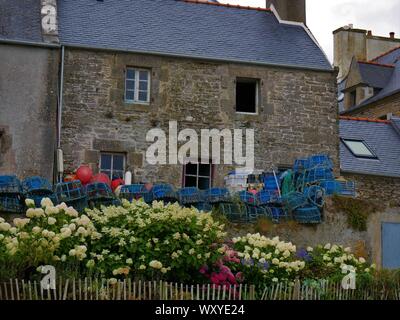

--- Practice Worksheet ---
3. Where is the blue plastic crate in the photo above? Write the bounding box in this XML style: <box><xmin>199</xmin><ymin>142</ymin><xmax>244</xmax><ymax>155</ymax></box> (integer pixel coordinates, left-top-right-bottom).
<box><xmin>55</xmin><ymin>180</ymin><xmax>87</xmax><ymax>203</ymax></box>
<box><xmin>263</xmin><ymin>175</ymin><xmax>279</xmax><ymax>192</ymax></box>
<box><xmin>0</xmin><ymin>175</ymin><xmax>22</xmax><ymax>194</ymax></box>
<box><xmin>203</xmin><ymin>188</ymin><xmax>230</xmax><ymax>203</ymax></box>
<box><xmin>178</xmin><ymin>187</ymin><xmax>202</xmax><ymax>205</ymax></box>
<box><xmin>281</xmin><ymin>192</ymin><xmax>308</xmax><ymax>212</ymax></box>
<box><xmin>22</xmin><ymin>176</ymin><xmax>53</xmax><ymax>194</ymax></box>
<box><xmin>304</xmin><ymin>185</ymin><xmax>325</xmax><ymax>208</ymax></box>
<box><xmin>294</xmin><ymin>205</ymin><xmax>322</xmax><ymax>224</ymax></box>
<box><xmin>152</xmin><ymin>184</ymin><xmax>178</xmax><ymax>202</ymax></box>
<box><xmin>257</xmin><ymin>190</ymin><xmax>274</xmax><ymax>205</ymax></box>
<box><xmin>308</xmin><ymin>154</ymin><xmax>333</xmax><ymax>169</ymax></box>
<box><xmin>337</xmin><ymin>181</ymin><xmax>356</xmax><ymax>197</ymax></box>
<box><xmin>0</xmin><ymin>195</ymin><xmax>24</xmax><ymax>213</ymax></box>
<box><xmin>239</xmin><ymin>191</ymin><xmax>258</xmax><ymax>206</ymax></box>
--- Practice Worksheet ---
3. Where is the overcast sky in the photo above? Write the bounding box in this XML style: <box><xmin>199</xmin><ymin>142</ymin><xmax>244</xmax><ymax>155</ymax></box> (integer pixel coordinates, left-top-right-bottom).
<box><xmin>218</xmin><ymin>0</ymin><xmax>400</xmax><ymax>62</ymax></box>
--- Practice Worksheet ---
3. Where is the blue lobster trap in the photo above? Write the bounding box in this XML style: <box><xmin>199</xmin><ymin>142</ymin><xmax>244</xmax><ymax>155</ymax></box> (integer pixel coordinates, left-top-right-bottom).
<box><xmin>219</xmin><ymin>203</ymin><xmax>247</xmax><ymax>223</ymax></box>
<box><xmin>178</xmin><ymin>187</ymin><xmax>202</xmax><ymax>205</ymax></box>
<box><xmin>293</xmin><ymin>205</ymin><xmax>322</xmax><ymax>224</ymax></box>
<box><xmin>263</xmin><ymin>175</ymin><xmax>280</xmax><ymax>192</ymax></box>
<box><xmin>152</xmin><ymin>184</ymin><xmax>178</xmax><ymax>203</ymax></box>
<box><xmin>304</xmin><ymin>185</ymin><xmax>325</xmax><ymax>208</ymax></box>
<box><xmin>194</xmin><ymin>202</ymin><xmax>213</xmax><ymax>212</ymax></box>
<box><xmin>293</xmin><ymin>158</ymin><xmax>310</xmax><ymax>173</ymax></box>
<box><xmin>119</xmin><ymin>184</ymin><xmax>153</xmax><ymax>203</ymax></box>
<box><xmin>239</xmin><ymin>191</ymin><xmax>258</xmax><ymax>206</ymax></box>
<box><xmin>269</xmin><ymin>206</ymin><xmax>289</xmax><ymax>223</ymax></box>
<box><xmin>245</xmin><ymin>205</ymin><xmax>272</xmax><ymax>223</ymax></box>
<box><xmin>0</xmin><ymin>195</ymin><xmax>24</xmax><ymax>213</ymax></box>
<box><xmin>86</xmin><ymin>182</ymin><xmax>121</xmax><ymax>209</ymax></box>
<box><xmin>0</xmin><ymin>175</ymin><xmax>22</xmax><ymax>194</ymax></box>
<box><xmin>308</xmin><ymin>154</ymin><xmax>333</xmax><ymax>169</ymax></box>
<box><xmin>55</xmin><ymin>180</ymin><xmax>88</xmax><ymax>212</ymax></box>
<box><xmin>305</xmin><ymin>166</ymin><xmax>334</xmax><ymax>184</ymax></box>
<box><xmin>281</xmin><ymin>192</ymin><xmax>308</xmax><ymax>212</ymax></box>
<box><xmin>319</xmin><ymin>180</ymin><xmax>341</xmax><ymax>196</ymax></box>
<box><xmin>337</xmin><ymin>181</ymin><xmax>356</xmax><ymax>197</ymax></box>
<box><xmin>22</xmin><ymin>176</ymin><xmax>57</xmax><ymax>208</ymax></box>
<box><xmin>203</xmin><ymin>188</ymin><xmax>230</xmax><ymax>204</ymax></box>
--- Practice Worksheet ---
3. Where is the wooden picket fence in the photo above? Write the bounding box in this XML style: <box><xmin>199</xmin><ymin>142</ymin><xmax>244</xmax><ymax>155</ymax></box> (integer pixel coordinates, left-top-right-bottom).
<box><xmin>0</xmin><ymin>278</ymin><xmax>255</xmax><ymax>301</ymax></box>
<box><xmin>1</xmin><ymin>278</ymin><xmax>400</xmax><ymax>300</ymax></box>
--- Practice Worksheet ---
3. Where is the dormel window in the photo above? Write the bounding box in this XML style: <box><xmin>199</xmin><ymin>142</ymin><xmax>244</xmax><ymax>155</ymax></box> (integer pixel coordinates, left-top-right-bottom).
<box><xmin>125</xmin><ymin>68</ymin><xmax>151</xmax><ymax>104</ymax></box>
<box><xmin>342</xmin><ymin>139</ymin><xmax>377</xmax><ymax>159</ymax></box>
<box><xmin>236</xmin><ymin>78</ymin><xmax>259</xmax><ymax>114</ymax></box>
<box><xmin>100</xmin><ymin>153</ymin><xmax>126</xmax><ymax>179</ymax></box>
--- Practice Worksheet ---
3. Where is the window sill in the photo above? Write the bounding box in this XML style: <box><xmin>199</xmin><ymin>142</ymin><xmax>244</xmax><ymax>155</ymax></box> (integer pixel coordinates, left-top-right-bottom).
<box><xmin>122</xmin><ymin>102</ymin><xmax>151</xmax><ymax>112</ymax></box>
<box><xmin>236</xmin><ymin>112</ymin><xmax>259</xmax><ymax>116</ymax></box>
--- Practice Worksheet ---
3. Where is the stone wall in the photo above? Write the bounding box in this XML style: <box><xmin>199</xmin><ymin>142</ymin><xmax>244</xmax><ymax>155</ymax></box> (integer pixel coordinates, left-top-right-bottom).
<box><xmin>343</xmin><ymin>92</ymin><xmax>400</xmax><ymax>119</ymax></box>
<box><xmin>61</xmin><ymin>48</ymin><xmax>339</xmax><ymax>187</ymax></box>
<box><xmin>0</xmin><ymin>44</ymin><xmax>59</xmax><ymax>181</ymax></box>
<box><xmin>343</xmin><ymin>173</ymin><xmax>400</xmax><ymax>206</ymax></box>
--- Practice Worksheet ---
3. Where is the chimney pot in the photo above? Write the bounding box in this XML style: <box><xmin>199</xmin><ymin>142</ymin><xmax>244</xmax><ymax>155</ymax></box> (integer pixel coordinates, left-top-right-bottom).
<box><xmin>367</xmin><ymin>30</ymin><xmax>372</xmax><ymax>36</ymax></box>
<box><xmin>390</xmin><ymin>32</ymin><xmax>395</xmax><ymax>39</ymax></box>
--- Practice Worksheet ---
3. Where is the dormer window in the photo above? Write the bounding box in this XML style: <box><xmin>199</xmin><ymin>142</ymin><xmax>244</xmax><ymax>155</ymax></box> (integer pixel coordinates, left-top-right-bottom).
<box><xmin>349</xmin><ymin>90</ymin><xmax>357</xmax><ymax>107</ymax></box>
<box><xmin>342</xmin><ymin>139</ymin><xmax>377</xmax><ymax>159</ymax></box>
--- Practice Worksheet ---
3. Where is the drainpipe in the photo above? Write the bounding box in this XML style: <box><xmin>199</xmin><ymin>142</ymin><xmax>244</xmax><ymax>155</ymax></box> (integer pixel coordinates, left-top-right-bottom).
<box><xmin>57</xmin><ymin>45</ymin><xmax>65</xmax><ymax>182</ymax></box>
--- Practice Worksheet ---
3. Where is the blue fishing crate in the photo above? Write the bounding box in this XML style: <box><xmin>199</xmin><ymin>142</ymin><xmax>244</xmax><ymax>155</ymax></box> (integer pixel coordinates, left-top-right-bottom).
<box><xmin>308</xmin><ymin>154</ymin><xmax>333</xmax><ymax>169</ymax></box>
<box><xmin>294</xmin><ymin>205</ymin><xmax>322</xmax><ymax>224</ymax></box>
<box><xmin>281</xmin><ymin>192</ymin><xmax>308</xmax><ymax>212</ymax></box>
<box><xmin>26</xmin><ymin>193</ymin><xmax>58</xmax><ymax>208</ymax></box>
<box><xmin>55</xmin><ymin>180</ymin><xmax>87</xmax><ymax>203</ymax></box>
<box><xmin>304</xmin><ymin>185</ymin><xmax>325</xmax><ymax>208</ymax></box>
<box><xmin>203</xmin><ymin>188</ymin><xmax>230</xmax><ymax>203</ymax></box>
<box><xmin>269</xmin><ymin>206</ymin><xmax>288</xmax><ymax>223</ymax></box>
<box><xmin>178</xmin><ymin>187</ymin><xmax>202</xmax><ymax>205</ymax></box>
<box><xmin>22</xmin><ymin>176</ymin><xmax>53</xmax><ymax>194</ymax></box>
<box><xmin>319</xmin><ymin>180</ymin><xmax>341</xmax><ymax>196</ymax></box>
<box><xmin>119</xmin><ymin>184</ymin><xmax>153</xmax><ymax>203</ymax></box>
<box><xmin>337</xmin><ymin>181</ymin><xmax>356</xmax><ymax>197</ymax></box>
<box><xmin>65</xmin><ymin>198</ymin><xmax>88</xmax><ymax>213</ymax></box>
<box><xmin>245</xmin><ymin>205</ymin><xmax>272</xmax><ymax>223</ymax></box>
<box><xmin>257</xmin><ymin>190</ymin><xmax>274</xmax><ymax>205</ymax></box>
<box><xmin>0</xmin><ymin>175</ymin><xmax>22</xmax><ymax>194</ymax></box>
<box><xmin>0</xmin><ymin>195</ymin><xmax>24</xmax><ymax>213</ymax></box>
<box><xmin>263</xmin><ymin>175</ymin><xmax>279</xmax><ymax>192</ymax></box>
<box><xmin>293</xmin><ymin>158</ymin><xmax>310</xmax><ymax>173</ymax></box>
<box><xmin>152</xmin><ymin>184</ymin><xmax>178</xmax><ymax>202</ymax></box>
<box><xmin>305</xmin><ymin>166</ymin><xmax>334</xmax><ymax>184</ymax></box>
<box><xmin>86</xmin><ymin>182</ymin><xmax>114</xmax><ymax>200</ymax></box>
<box><xmin>239</xmin><ymin>191</ymin><xmax>258</xmax><ymax>206</ymax></box>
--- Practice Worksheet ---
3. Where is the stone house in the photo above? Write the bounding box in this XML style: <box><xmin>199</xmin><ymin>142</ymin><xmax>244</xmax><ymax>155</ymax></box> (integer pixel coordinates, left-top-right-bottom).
<box><xmin>56</xmin><ymin>0</ymin><xmax>338</xmax><ymax>188</ymax></box>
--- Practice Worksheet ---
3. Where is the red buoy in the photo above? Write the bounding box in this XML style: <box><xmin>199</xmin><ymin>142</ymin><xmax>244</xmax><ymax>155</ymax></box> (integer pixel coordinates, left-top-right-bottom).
<box><xmin>76</xmin><ymin>166</ymin><xmax>93</xmax><ymax>184</ymax></box>
<box><xmin>111</xmin><ymin>178</ymin><xmax>124</xmax><ymax>191</ymax></box>
<box><xmin>92</xmin><ymin>173</ymin><xmax>111</xmax><ymax>187</ymax></box>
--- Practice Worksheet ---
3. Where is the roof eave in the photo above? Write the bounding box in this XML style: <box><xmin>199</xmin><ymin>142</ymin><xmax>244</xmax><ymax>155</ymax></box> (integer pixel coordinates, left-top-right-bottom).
<box><xmin>340</xmin><ymin>169</ymin><xmax>400</xmax><ymax>179</ymax></box>
<box><xmin>61</xmin><ymin>42</ymin><xmax>334</xmax><ymax>73</ymax></box>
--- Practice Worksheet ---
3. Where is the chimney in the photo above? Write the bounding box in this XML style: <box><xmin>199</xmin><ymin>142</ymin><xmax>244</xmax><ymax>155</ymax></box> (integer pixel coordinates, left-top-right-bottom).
<box><xmin>367</xmin><ymin>30</ymin><xmax>372</xmax><ymax>36</ymax></box>
<box><xmin>390</xmin><ymin>32</ymin><xmax>395</xmax><ymax>39</ymax></box>
<box><xmin>266</xmin><ymin>0</ymin><xmax>306</xmax><ymax>24</ymax></box>
<box><xmin>41</xmin><ymin>0</ymin><xmax>59</xmax><ymax>44</ymax></box>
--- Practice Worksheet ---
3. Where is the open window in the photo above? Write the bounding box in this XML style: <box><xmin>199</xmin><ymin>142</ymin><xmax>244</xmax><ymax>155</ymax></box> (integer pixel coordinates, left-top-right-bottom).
<box><xmin>236</xmin><ymin>78</ymin><xmax>259</xmax><ymax>114</ymax></box>
<box><xmin>342</xmin><ymin>139</ymin><xmax>377</xmax><ymax>159</ymax></box>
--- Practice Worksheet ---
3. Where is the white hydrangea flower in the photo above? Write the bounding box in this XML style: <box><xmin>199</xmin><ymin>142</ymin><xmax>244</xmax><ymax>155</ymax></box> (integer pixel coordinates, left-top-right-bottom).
<box><xmin>25</xmin><ymin>199</ymin><xmax>35</xmax><ymax>208</ymax></box>
<box><xmin>40</xmin><ymin>197</ymin><xmax>54</xmax><ymax>208</ymax></box>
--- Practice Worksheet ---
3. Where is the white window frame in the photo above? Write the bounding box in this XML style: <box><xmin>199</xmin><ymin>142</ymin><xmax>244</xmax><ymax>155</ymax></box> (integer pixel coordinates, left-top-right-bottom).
<box><xmin>125</xmin><ymin>68</ymin><xmax>151</xmax><ymax>104</ymax></box>
<box><xmin>183</xmin><ymin>162</ymin><xmax>213</xmax><ymax>189</ymax></box>
<box><xmin>99</xmin><ymin>152</ymin><xmax>126</xmax><ymax>179</ymax></box>
<box><xmin>235</xmin><ymin>78</ymin><xmax>259</xmax><ymax>115</ymax></box>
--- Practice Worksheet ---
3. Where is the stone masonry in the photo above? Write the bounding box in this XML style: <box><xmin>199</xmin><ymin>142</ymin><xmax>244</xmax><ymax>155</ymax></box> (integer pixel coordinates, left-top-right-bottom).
<box><xmin>61</xmin><ymin>48</ymin><xmax>339</xmax><ymax>187</ymax></box>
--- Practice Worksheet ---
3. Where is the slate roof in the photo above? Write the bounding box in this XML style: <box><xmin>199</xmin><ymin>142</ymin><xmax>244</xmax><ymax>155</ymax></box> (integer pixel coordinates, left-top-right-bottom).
<box><xmin>0</xmin><ymin>0</ymin><xmax>43</xmax><ymax>43</ymax></box>
<box><xmin>372</xmin><ymin>46</ymin><xmax>400</xmax><ymax>65</ymax></box>
<box><xmin>340</xmin><ymin>117</ymin><xmax>400</xmax><ymax>178</ymax></box>
<box><xmin>57</xmin><ymin>0</ymin><xmax>332</xmax><ymax>71</ymax></box>
<box><xmin>358</xmin><ymin>62</ymin><xmax>394</xmax><ymax>89</ymax></box>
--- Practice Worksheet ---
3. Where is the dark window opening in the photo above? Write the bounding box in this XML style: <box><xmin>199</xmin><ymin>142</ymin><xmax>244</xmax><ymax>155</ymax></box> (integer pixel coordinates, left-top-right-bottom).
<box><xmin>100</xmin><ymin>153</ymin><xmax>126</xmax><ymax>180</ymax></box>
<box><xmin>183</xmin><ymin>162</ymin><xmax>213</xmax><ymax>190</ymax></box>
<box><xmin>236</xmin><ymin>78</ymin><xmax>258</xmax><ymax>113</ymax></box>
<box><xmin>349</xmin><ymin>90</ymin><xmax>357</xmax><ymax>107</ymax></box>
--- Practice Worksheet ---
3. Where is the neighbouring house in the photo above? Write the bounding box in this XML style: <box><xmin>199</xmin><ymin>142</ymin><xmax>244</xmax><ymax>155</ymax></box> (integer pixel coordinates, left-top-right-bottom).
<box><xmin>56</xmin><ymin>0</ymin><xmax>338</xmax><ymax>188</ymax></box>
<box><xmin>0</xmin><ymin>0</ymin><xmax>60</xmax><ymax>181</ymax></box>
<box><xmin>339</xmin><ymin>116</ymin><xmax>400</xmax><ymax>205</ymax></box>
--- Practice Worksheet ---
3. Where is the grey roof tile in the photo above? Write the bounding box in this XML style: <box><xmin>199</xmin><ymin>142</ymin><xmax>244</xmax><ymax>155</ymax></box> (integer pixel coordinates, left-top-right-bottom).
<box><xmin>57</xmin><ymin>0</ymin><xmax>332</xmax><ymax>71</ymax></box>
<box><xmin>340</xmin><ymin>119</ymin><xmax>400</xmax><ymax>177</ymax></box>
<box><xmin>372</xmin><ymin>46</ymin><xmax>400</xmax><ymax>65</ymax></box>
<box><xmin>358</xmin><ymin>62</ymin><xmax>394</xmax><ymax>89</ymax></box>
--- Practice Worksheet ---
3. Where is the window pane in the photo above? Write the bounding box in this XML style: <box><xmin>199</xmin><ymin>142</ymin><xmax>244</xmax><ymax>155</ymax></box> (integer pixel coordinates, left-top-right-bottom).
<box><xmin>126</xmin><ymin>80</ymin><xmax>135</xmax><ymax>90</ymax></box>
<box><xmin>139</xmin><ymin>81</ymin><xmax>148</xmax><ymax>91</ymax></box>
<box><xmin>198</xmin><ymin>177</ymin><xmax>210</xmax><ymax>190</ymax></box>
<box><xmin>138</xmin><ymin>91</ymin><xmax>148</xmax><ymax>102</ymax></box>
<box><xmin>139</xmin><ymin>71</ymin><xmax>149</xmax><ymax>81</ymax></box>
<box><xmin>344</xmin><ymin>140</ymin><xmax>375</xmax><ymax>157</ymax></box>
<box><xmin>184</xmin><ymin>176</ymin><xmax>197</xmax><ymax>188</ymax></box>
<box><xmin>199</xmin><ymin>164</ymin><xmax>211</xmax><ymax>177</ymax></box>
<box><xmin>185</xmin><ymin>163</ymin><xmax>197</xmax><ymax>175</ymax></box>
<box><xmin>100</xmin><ymin>154</ymin><xmax>112</xmax><ymax>170</ymax></box>
<box><xmin>126</xmin><ymin>69</ymin><xmax>135</xmax><ymax>80</ymax></box>
<box><xmin>125</xmin><ymin>90</ymin><xmax>135</xmax><ymax>101</ymax></box>
<box><xmin>113</xmin><ymin>155</ymin><xmax>124</xmax><ymax>171</ymax></box>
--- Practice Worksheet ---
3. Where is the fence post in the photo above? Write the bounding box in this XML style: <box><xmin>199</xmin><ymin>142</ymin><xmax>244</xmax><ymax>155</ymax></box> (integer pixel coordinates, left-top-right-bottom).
<box><xmin>249</xmin><ymin>285</ymin><xmax>256</xmax><ymax>300</ymax></box>
<box><xmin>293</xmin><ymin>280</ymin><xmax>301</xmax><ymax>300</ymax></box>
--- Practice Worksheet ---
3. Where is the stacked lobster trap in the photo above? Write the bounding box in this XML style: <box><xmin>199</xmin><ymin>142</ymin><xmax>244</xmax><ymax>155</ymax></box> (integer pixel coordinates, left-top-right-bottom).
<box><xmin>22</xmin><ymin>176</ymin><xmax>57</xmax><ymax>208</ymax></box>
<box><xmin>0</xmin><ymin>175</ymin><xmax>24</xmax><ymax>213</ymax></box>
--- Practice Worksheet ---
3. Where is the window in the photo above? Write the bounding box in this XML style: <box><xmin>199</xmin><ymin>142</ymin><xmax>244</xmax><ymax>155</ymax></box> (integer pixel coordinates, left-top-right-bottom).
<box><xmin>236</xmin><ymin>78</ymin><xmax>259</xmax><ymax>114</ymax></box>
<box><xmin>342</xmin><ymin>139</ymin><xmax>377</xmax><ymax>159</ymax></box>
<box><xmin>100</xmin><ymin>153</ymin><xmax>126</xmax><ymax>179</ymax></box>
<box><xmin>183</xmin><ymin>162</ymin><xmax>213</xmax><ymax>190</ymax></box>
<box><xmin>125</xmin><ymin>68</ymin><xmax>150</xmax><ymax>104</ymax></box>
<box><xmin>349</xmin><ymin>90</ymin><xmax>357</xmax><ymax>107</ymax></box>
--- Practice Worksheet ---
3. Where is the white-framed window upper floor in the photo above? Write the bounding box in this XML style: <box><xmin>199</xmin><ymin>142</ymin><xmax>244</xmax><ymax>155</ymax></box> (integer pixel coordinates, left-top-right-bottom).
<box><xmin>125</xmin><ymin>67</ymin><xmax>151</xmax><ymax>104</ymax></box>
